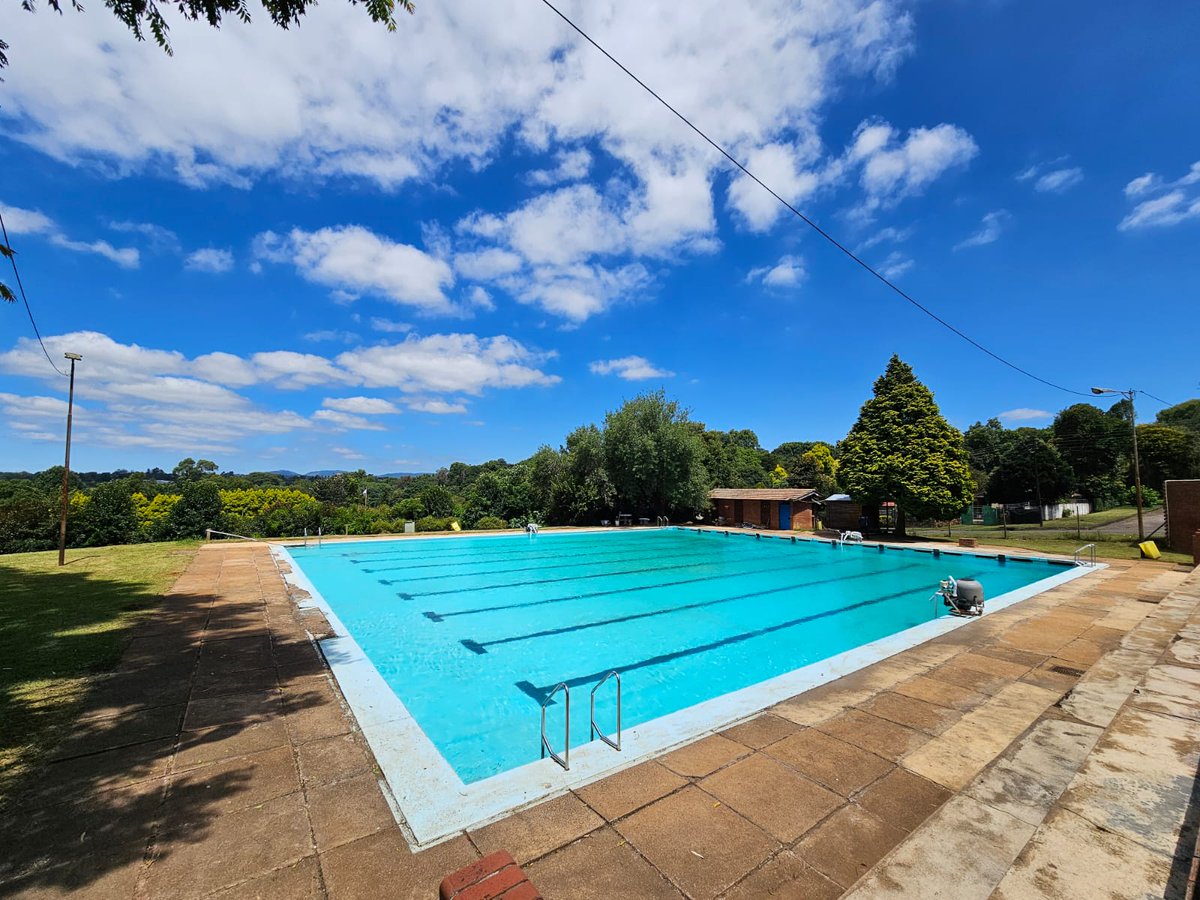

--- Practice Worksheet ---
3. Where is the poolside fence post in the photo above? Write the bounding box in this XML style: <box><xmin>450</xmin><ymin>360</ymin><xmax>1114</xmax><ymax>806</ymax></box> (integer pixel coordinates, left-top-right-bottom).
<box><xmin>205</xmin><ymin>528</ymin><xmax>211</xmax><ymax>542</ymax></box>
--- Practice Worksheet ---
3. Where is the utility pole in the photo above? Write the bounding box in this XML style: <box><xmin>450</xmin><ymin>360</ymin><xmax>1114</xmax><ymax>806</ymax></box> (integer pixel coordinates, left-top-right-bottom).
<box><xmin>1091</xmin><ymin>386</ymin><xmax>1145</xmax><ymax>543</ymax></box>
<box><xmin>58</xmin><ymin>352</ymin><xmax>82</xmax><ymax>566</ymax></box>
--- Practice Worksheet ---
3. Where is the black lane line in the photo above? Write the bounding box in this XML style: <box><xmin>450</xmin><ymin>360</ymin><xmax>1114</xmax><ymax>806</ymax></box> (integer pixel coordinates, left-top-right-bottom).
<box><xmin>400</xmin><ymin>550</ymin><xmax>798</xmax><ymax>600</ymax></box>
<box><xmin>338</xmin><ymin>532</ymin><xmax>682</xmax><ymax>562</ymax></box>
<box><xmin>516</xmin><ymin>569</ymin><xmax>987</xmax><ymax>704</ymax></box>
<box><xmin>352</xmin><ymin>537</ymin><xmax>693</xmax><ymax>569</ymax></box>
<box><xmin>460</xmin><ymin>562</ymin><xmax>922</xmax><ymax>654</ymax></box>
<box><xmin>423</xmin><ymin>553</ymin><xmax>867</xmax><ymax>622</ymax></box>
<box><xmin>367</xmin><ymin>545</ymin><xmax>723</xmax><ymax>581</ymax></box>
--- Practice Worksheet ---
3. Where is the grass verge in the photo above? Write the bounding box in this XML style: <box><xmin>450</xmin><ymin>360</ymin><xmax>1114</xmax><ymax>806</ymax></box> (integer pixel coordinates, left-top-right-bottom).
<box><xmin>0</xmin><ymin>541</ymin><xmax>198</xmax><ymax>800</ymax></box>
<box><xmin>911</xmin><ymin>532</ymin><xmax>1190</xmax><ymax>565</ymax></box>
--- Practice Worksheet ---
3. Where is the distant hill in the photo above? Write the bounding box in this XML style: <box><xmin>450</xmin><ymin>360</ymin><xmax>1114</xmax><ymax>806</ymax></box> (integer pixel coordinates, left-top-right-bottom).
<box><xmin>268</xmin><ymin>469</ymin><xmax>301</xmax><ymax>478</ymax></box>
<box><xmin>305</xmin><ymin>469</ymin><xmax>347</xmax><ymax>477</ymax></box>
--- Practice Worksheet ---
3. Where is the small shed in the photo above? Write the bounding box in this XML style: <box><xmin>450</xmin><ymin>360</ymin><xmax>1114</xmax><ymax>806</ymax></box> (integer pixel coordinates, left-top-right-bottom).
<box><xmin>822</xmin><ymin>494</ymin><xmax>864</xmax><ymax>531</ymax></box>
<box><xmin>708</xmin><ymin>487</ymin><xmax>819</xmax><ymax>531</ymax></box>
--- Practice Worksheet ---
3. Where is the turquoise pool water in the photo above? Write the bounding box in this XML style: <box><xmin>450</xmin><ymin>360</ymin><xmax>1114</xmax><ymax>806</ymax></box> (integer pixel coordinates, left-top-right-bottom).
<box><xmin>287</xmin><ymin>528</ymin><xmax>1072</xmax><ymax>783</ymax></box>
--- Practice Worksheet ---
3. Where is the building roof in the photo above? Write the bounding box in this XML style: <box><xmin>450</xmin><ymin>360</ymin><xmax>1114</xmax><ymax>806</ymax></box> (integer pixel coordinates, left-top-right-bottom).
<box><xmin>823</xmin><ymin>493</ymin><xmax>852</xmax><ymax>503</ymax></box>
<box><xmin>708</xmin><ymin>487</ymin><xmax>818</xmax><ymax>501</ymax></box>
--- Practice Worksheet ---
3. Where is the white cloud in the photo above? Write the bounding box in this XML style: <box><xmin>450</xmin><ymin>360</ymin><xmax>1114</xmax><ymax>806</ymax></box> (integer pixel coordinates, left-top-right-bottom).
<box><xmin>406</xmin><ymin>398</ymin><xmax>469</xmax><ymax>414</ymax></box>
<box><xmin>747</xmin><ymin>254</ymin><xmax>805</xmax><ymax>288</ymax></box>
<box><xmin>1119</xmin><ymin>161</ymin><xmax>1200</xmax><ymax>230</ymax></box>
<box><xmin>303</xmin><ymin>329</ymin><xmax>359</xmax><ymax>344</ymax></box>
<box><xmin>467</xmin><ymin>286</ymin><xmax>496</xmax><ymax>311</ymax></box>
<box><xmin>336</xmin><ymin>333</ymin><xmax>559</xmax><ymax>394</ymax></box>
<box><xmin>527</xmin><ymin>148</ymin><xmax>593</xmax><ymax>186</ymax></box>
<box><xmin>857</xmin><ymin>225</ymin><xmax>910</xmax><ymax>251</ymax></box>
<box><xmin>845</xmin><ymin>120</ymin><xmax>978</xmax><ymax>215</ymax></box>
<box><xmin>108</xmin><ymin>220</ymin><xmax>180</xmax><ymax>252</ymax></box>
<box><xmin>312</xmin><ymin>409</ymin><xmax>386</xmax><ymax>431</ymax></box>
<box><xmin>369</xmin><ymin>317</ymin><xmax>413</xmax><ymax>334</ymax></box>
<box><xmin>330</xmin><ymin>446</ymin><xmax>367</xmax><ymax>460</ymax></box>
<box><xmin>999</xmin><ymin>408</ymin><xmax>1051</xmax><ymax>422</ymax></box>
<box><xmin>954</xmin><ymin>210</ymin><xmax>1011</xmax><ymax>250</ymax></box>
<box><xmin>257</xmin><ymin>226</ymin><xmax>456</xmax><ymax>314</ymax></box>
<box><xmin>1</xmin><ymin>203</ymin><xmax>139</xmax><ymax>268</ymax></box>
<box><xmin>0</xmin><ymin>328</ymin><xmax>557</xmax><ymax>455</ymax></box>
<box><xmin>877</xmin><ymin>251</ymin><xmax>913</xmax><ymax>279</ymax></box>
<box><xmin>455</xmin><ymin>248</ymin><xmax>524</xmax><ymax>281</ymax></box>
<box><xmin>185</xmin><ymin>247</ymin><xmax>235</xmax><ymax>273</ymax></box>
<box><xmin>589</xmin><ymin>355</ymin><xmax>675</xmax><ymax>380</ymax></box>
<box><xmin>1033</xmin><ymin>167</ymin><xmax>1083</xmax><ymax>193</ymax></box>
<box><xmin>727</xmin><ymin>141</ymin><xmax>821</xmax><ymax>232</ymax></box>
<box><xmin>322</xmin><ymin>396</ymin><xmax>401</xmax><ymax>415</ymax></box>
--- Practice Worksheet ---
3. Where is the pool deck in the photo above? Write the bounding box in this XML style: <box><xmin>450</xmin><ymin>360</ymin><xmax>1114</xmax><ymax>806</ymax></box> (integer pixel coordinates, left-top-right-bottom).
<box><xmin>2</xmin><ymin>538</ymin><xmax>1198</xmax><ymax>899</ymax></box>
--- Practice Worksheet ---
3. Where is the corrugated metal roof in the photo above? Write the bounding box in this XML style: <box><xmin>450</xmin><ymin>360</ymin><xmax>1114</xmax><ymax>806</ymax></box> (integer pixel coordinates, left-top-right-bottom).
<box><xmin>708</xmin><ymin>488</ymin><xmax>818</xmax><ymax>501</ymax></box>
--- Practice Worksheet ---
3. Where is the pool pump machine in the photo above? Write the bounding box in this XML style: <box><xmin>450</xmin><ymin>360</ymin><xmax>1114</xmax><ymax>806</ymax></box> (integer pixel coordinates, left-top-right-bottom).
<box><xmin>937</xmin><ymin>576</ymin><xmax>984</xmax><ymax>617</ymax></box>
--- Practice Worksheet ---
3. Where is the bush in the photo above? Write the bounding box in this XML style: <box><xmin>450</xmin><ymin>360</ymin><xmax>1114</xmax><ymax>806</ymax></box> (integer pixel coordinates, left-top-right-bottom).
<box><xmin>133</xmin><ymin>492</ymin><xmax>181</xmax><ymax>541</ymax></box>
<box><xmin>219</xmin><ymin>487</ymin><xmax>321</xmax><ymax>538</ymax></box>
<box><xmin>473</xmin><ymin>516</ymin><xmax>508</xmax><ymax>530</ymax></box>
<box><xmin>75</xmin><ymin>480</ymin><xmax>137</xmax><ymax>547</ymax></box>
<box><xmin>167</xmin><ymin>480</ymin><xmax>222</xmax><ymax>538</ymax></box>
<box><xmin>415</xmin><ymin>515</ymin><xmax>456</xmax><ymax>532</ymax></box>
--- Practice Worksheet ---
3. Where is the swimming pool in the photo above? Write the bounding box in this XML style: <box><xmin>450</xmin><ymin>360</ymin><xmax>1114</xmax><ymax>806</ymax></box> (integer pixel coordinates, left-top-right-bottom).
<box><xmin>281</xmin><ymin>527</ymin><xmax>1090</xmax><ymax>832</ymax></box>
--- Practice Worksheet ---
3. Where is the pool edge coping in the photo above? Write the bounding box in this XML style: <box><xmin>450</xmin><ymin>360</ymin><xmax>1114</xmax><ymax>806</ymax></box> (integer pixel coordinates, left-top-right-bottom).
<box><xmin>271</xmin><ymin>533</ymin><xmax>1105</xmax><ymax>849</ymax></box>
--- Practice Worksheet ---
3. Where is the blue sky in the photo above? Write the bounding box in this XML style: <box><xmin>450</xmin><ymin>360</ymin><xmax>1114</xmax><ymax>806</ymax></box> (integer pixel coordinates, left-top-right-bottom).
<box><xmin>1</xmin><ymin>1</ymin><xmax>1197</xmax><ymax>474</ymax></box>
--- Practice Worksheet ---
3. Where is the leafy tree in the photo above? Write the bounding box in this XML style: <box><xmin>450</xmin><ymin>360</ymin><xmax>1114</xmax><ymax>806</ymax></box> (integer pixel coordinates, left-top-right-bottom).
<box><xmin>1051</xmin><ymin>404</ymin><xmax>1126</xmax><ymax>500</ymax></box>
<box><xmin>986</xmin><ymin>429</ymin><xmax>1074</xmax><ymax>511</ymax></box>
<box><xmin>75</xmin><ymin>479</ymin><xmax>138</xmax><ymax>546</ymax></box>
<box><xmin>791</xmin><ymin>443</ymin><xmax>838</xmax><ymax>496</ymax></box>
<box><xmin>3</xmin><ymin>0</ymin><xmax>409</xmax><ymax>72</ymax></box>
<box><xmin>0</xmin><ymin>480</ymin><xmax>56</xmax><ymax>553</ymax></box>
<box><xmin>838</xmin><ymin>355</ymin><xmax>975</xmax><ymax>534</ymax></box>
<box><xmin>550</xmin><ymin>425</ymin><xmax>614</xmax><ymax>524</ymax></box>
<box><xmin>172</xmin><ymin>458</ymin><xmax>218</xmax><ymax>485</ymax></box>
<box><xmin>1156</xmin><ymin>399</ymin><xmax>1200</xmax><ymax>438</ymax></box>
<box><xmin>602</xmin><ymin>390</ymin><xmax>709</xmax><ymax>518</ymax></box>
<box><xmin>1135</xmin><ymin>424</ymin><xmax>1200</xmax><ymax>491</ymax></box>
<box><xmin>419</xmin><ymin>485</ymin><xmax>455</xmax><ymax>518</ymax></box>
<box><xmin>167</xmin><ymin>480</ymin><xmax>222</xmax><ymax>538</ymax></box>
<box><xmin>763</xmin><ymin>465</ymin><xmax>789</xmax><ymax>488</ymax></box>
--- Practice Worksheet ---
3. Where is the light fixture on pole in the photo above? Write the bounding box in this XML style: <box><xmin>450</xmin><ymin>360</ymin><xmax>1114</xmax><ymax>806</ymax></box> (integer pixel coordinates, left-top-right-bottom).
<box><xmin>58</xmin><ymin>352</ymin><xmax>82</xmax><ymax>566</ymax></box>
<box><xmin>1091</xmin><ymin>386</ymin><xmax>1144</xmax><ymax>542</ymax></box>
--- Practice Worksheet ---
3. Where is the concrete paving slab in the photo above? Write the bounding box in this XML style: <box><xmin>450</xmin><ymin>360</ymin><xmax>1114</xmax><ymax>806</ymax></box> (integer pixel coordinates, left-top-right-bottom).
<box><xmin>816</xmin><ymin>709</ymin><xmax>930</xmax><ymax>762</ymax></box>
<box><xmin>992</xmin><ymin>806</ymin><xmax>1173</xmax><ymax>900</ymax></box>
<box><xmin>573</xmin><ymin>760</ymin><xmax>687</xmax><ymax>822</ymax></box>
<box><xmin>840</xmin><ymin>795</ymin><xmax>1036</xmax><ymax>900</ymax></box>
<box><xmin>794</xmin><ymin>802</ymin><xmax>907</xmax><ymax>890</ymax></box>
<box><xmin>765</xmin><ymin>729</ymin><xmax>893</xmax><ymax>797</ymax></box>
<box><xmin>720</xmin><ymin>713</ymin><xmax>801</xmax><ymax>749</ymax></box>
<box><xmin>855</xmin><ymin>766</ymin><xmax>952</xmax><ymax>834</ymax></box>
<box><xmin>858</xmin><ymin>691</ymin><xmax>962</xmax><ymax>736</ymax></box>
<box><xmin>204</xmin><ymin>856</ymin><xmax>324</xmax><ymax>900</ymax></box>
<box><xmin>321</xmin><ymin>830</ymin><xmax>478</xmax><ymax>900</ymax></box>
<box><xmin>892</xmin><ymin>674</ymin><xmax>989</xmax><ymax>711</ymax></box>
<box><xmin>659</xmin><ymin>734</ymin><xmax>750</xmax><ymax>778</ymax></box>
<box><xmin>616</xmin><ymin>785</ymin><xmax>779</xmax><ymax>900</ymax></box>
<box><xmin>700</xmin><ymin>753</ymin><xmax>843</xmax><ymax>843</ymax></box>
<box><xmin>525</xmin><ymin>825</ymin><xmax>684</xmax><ymax>899</ymax></box>
<box><xmin>964</xmin><ymin>719</ymin><xmax>1102</xmax><ymax>826</ymax></box>
<box><xmin>721</xmin><ymin>849</ymin><xmax>843</xmax><ymax>900</ymax></box>
<box><xmin>468</xmin><ymin>792</ymin><xmax>603</xmax><ymax>865</ymax></box>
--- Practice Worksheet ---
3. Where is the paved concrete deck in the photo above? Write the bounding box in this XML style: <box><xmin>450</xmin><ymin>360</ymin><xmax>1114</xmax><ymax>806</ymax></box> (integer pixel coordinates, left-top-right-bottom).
<box><xmin>1</xmin><ymin>541</ymin><xmax>1197</xmax><ymax>899</ymax></box>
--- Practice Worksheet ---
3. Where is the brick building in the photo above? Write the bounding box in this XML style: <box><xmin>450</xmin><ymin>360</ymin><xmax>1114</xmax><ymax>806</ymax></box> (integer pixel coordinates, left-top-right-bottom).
<box><xmin>708</xmin><ymin>487</ymin><xmax>819</xmax><ymax>531</ymax></box>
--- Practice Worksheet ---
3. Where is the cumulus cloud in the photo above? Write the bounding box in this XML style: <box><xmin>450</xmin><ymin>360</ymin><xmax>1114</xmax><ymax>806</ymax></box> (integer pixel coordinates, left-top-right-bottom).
<box><xmin>0</xmin><ymin>329</ymin><xmax>557</xmax><ymax>455</ymax></box>
<box><xmin>1119</xmin><ymin>161</ymin><xmax>1200</xmax><ymax>230</ymax></box>
<box><xmin>954</xmin><ymin>210</ymin><xmax>1011</xmax><ymax>250</ymax></box>
<box><xmin>527</xmin><ymin>148</ymin><xmax>593</xmax><ymax>186</ymax></box>
<box><xmin>185</xmin><ymin>247</ymin><xmax>235</xmax><ymax>273</ymax></box>
<box><xmin>999</xmin><ymin>408</ymin><xmax>1051</xmax><ymax>422</ymax></box>
<box><xmin>746</xmin><ymin>254</ymin><xmax>805</xmax><ymax>288</ymax></box>
<box><xmin>322</xmin><ymin>396</ymin><xmax>401</xmax><ymax>415</ymax></box>
<box><xmin>876</xmin><ymin>251</ymin><xmax>913</xmax><ymax>279</ymax></box>
<box><xmin>0</xmin><ymin>202</ymin><xmax>139</xmax><ymax>268</ymax></box>
<box><xmin>255</xmin><ymin>226</ymin><xmax>456</xmax><ymax>314</ymax></box>
<box><xmin>843</xmin><ymin>120</ymin><xmax>978</xmax><ymax>215</ymax></box>
<box><xmin>1016</xmin><ymin>158</ymin><xmax>1083</xmax><ymax>194</ymax></box>
<box><xmin>589</xmin><ymin>356</ymin><xmax>675</xmax><ymax>380</ymax></box>
<box><xmin>406</xmin><ymin>398</ymin><xmax>469</xmax><ymax>414</ymax></box>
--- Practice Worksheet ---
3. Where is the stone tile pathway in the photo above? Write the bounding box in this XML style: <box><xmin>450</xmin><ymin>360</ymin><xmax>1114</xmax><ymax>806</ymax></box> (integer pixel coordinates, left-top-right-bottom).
<box><xmin>0</xmin><ymin>542</ymin><xmax>1196</xmax><ymax>899</ymax></box>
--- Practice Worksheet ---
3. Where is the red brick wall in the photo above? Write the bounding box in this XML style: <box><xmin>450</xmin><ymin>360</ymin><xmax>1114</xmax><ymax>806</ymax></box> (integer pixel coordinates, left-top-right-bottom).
<box><xmin>790</xmin><ymin>503</ymin><xmax>814</xmax><ymax>530</ymax></box>
<box><xmin>1165</xmin><ymin>480</ymin><xmax>1200</xmax><ymax>555</ymax></box>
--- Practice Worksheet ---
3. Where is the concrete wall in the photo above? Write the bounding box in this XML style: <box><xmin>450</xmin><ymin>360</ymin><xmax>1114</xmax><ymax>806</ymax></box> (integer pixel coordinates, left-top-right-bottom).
<box><xmin>1165</xmin><ymin>480</ymin><xmax>1200</xmax><ymax>555</ymax></box>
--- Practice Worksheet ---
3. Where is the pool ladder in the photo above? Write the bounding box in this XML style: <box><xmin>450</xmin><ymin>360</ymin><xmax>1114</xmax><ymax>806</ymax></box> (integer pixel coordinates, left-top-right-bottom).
<box><xmin>539</xmin><ymin>670</ymin><xmax>622</xmax><ymax>772</ymax></box>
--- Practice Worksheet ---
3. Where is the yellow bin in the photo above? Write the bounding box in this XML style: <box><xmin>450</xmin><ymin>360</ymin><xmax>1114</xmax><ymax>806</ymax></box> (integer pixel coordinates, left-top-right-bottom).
<box><xmin>1139</xmin><ymin>540</ymin><xmax>1161</xmax><ymax>559</ymax></box>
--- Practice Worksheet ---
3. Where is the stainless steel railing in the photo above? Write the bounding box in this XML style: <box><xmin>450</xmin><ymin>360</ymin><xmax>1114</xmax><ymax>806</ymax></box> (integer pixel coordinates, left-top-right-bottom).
<box><xmin>540</xmin><ymin>682</ymin><xmax>570</xmax><ymax>771</ymax></box>
<box><xmin>1073</xmin><ymin>543</ymin><xmax>1097</xmax><ymax>567</ymax></box>
<box><xmin>590</xmin><ymin>670</ymin><xmax>622</xmax><ymax>752</ymax></box>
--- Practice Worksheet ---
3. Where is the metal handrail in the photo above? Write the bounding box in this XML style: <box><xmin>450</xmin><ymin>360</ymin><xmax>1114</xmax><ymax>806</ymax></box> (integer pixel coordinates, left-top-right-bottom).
<box><xmin>590</xmin><ymin>670</ymin><xmax>621</xmax><ymax>751</ymax></box>
<box><xmin>1073</xmin><ymin>543</ymin><xmax>1097</xmax><ymax>567</ymax></box>
<box><xmin>540</xmin><ymin>682</ymin><xmax>570</xmax><ymax>771</ymax></box>
<box><xmin>205</xmin><ymin>528</ymin><xmax>263</xmax><ymax>543</ymax></box>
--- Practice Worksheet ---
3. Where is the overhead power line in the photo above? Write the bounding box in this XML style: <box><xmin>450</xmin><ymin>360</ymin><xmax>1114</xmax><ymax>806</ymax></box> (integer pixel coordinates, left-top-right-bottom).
<box><xmin>1138</xmin><ymin>390</ymin><xmax>1175</xmax><ymax>407</ymax></box>
<box><xmin>537</xmin><ymin>0</ymin><xmax>1101</xmax><ymax>397</ymax></box>
<box><xmin>0</xmin><ymin>210</ymin><xmax>68</xmax><ymax>378</ymax></box>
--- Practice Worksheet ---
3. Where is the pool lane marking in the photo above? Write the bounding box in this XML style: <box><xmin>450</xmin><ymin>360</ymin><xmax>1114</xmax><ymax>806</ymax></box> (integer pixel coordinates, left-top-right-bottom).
<box><xmin>337</xmin><ymin>530</ymin><xmax>684</xmax><ymax>562</ymax></box>
<box><xmin>459</xmin><ymin>562</ymin><xmax>923</xmax><ymax>654</ymax></box>
<box><xmin>367</xmin><ymin>545</ymin><xmax>726</xmax><ymax>581</ymax></box>
<box><xmin>514</xmin><ymin>569</ymin><xmax>987</xmax><ymax>704</ymax></box>
<box><xmin>400</xmin><ymin>549</ymin><xmax>803</xmax><ymax>599</ymax></box>
<box><xmin>421</xmin><ymin>553</ymin><xmax>870</xmax><ymax>622</ymax></box>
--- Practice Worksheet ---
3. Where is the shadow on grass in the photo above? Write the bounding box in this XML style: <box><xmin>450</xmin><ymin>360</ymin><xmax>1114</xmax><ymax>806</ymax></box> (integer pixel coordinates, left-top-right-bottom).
<box><xmin>0</xmin><ymin>554</ymin><xmax>331</xmax><ymax>895</ymax></box>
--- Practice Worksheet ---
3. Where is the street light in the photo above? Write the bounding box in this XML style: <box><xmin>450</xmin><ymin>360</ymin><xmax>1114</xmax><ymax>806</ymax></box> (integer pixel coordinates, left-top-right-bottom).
<box><xmin>58</xmin><ymin>353</ymin><xmax>82</xmax><ymax>566</ymax></box>
<box><xmin>1091</xmin><ymin>386</ymin><xmax>1144</xmax><ymax>542</ymax></box>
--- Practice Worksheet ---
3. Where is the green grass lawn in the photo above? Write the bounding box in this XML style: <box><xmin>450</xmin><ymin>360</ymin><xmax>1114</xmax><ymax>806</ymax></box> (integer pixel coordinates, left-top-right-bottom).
<box><xmin>908</xmin><ymin>532</ymin><xmax>1190</xmax><ymax>565</ymax></box>
<box><xmin>944</xmin><ymin>505</ymin><xmax>1150</xmax><ymax>533</ymax></box>
<box><xmin>0</xmin><ymin>541</ymin><xmax>198</xmax><ymax>799</ymax></box>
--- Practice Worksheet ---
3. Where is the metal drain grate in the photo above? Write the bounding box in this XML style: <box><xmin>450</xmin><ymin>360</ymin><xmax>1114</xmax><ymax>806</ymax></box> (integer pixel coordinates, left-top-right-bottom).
<box><xmin>1050</xmin><ymin>664</ymin><xmax>1086</xmax><ymax>678</ymax></box>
